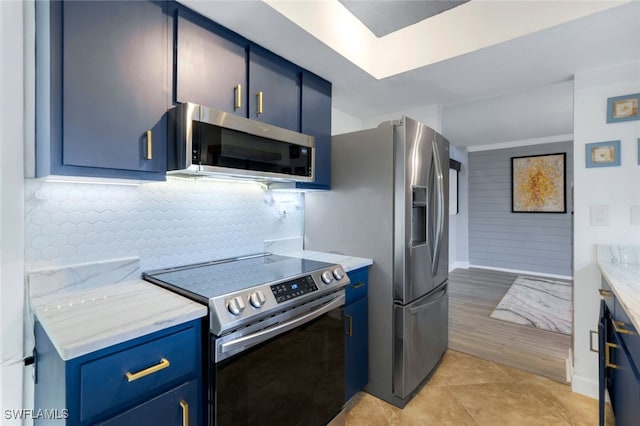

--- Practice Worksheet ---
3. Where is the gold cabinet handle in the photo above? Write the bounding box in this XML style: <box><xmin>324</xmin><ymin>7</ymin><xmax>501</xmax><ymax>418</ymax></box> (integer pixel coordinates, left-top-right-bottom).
<box><xmin>353</xmin><ymin>282</ymin><xmax>365</xmax><ymax>289</ymax></box>
<box><xmin>614</xmin><ymin>320</ymin><xmax>637</xmax><ymax>335</ymax></box>
<box><xmin>345</xmin><ymin>315</ymin><xmax>353</xmax><ymax>336</ymax></box>
<box><xmin>605</xmin><ymin>342</ymin><xmax>619</xmax><ymax>369</ymax></box>
<box><xmin>599</xmin><ymin>289</ymin><xmax>612</xmax><ymax>297</ymax></box>
<box><xmin>125</xmin><ymin>358</ymin><xmax>170</xmax><ymax>382</ymax></box>
<box><xmin>234</xmin><ymin>84</ymin><xmax>242</xmax><ymax>110</ymax></box>
<box><xmin>145</xmin><ymin>130</ymin><xmax>153</xmax><ymax>160</ymax></box>
<box><xmin>180</xmin><ymin>400</ymin><xmax>189</xmax><ymax>426</ymax></box>
<box><xmin>256</xmin><ymin>91</ymin><xmax>263</xmax><ymax>115</ymax></box>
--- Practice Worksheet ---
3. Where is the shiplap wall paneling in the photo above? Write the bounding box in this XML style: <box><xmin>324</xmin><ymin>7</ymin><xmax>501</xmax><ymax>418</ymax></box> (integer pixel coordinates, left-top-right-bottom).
<box><xmin>468</xmin><ymin>141</ymin><xmax>573</xmax><ymax>277</ymax></box>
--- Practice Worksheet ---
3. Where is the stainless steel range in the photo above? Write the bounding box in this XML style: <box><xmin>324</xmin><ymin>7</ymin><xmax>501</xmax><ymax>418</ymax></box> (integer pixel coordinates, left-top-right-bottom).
<box><xmin>143</xmin><ymin>253</ymin><xmax>350</xmax><ymax>426</ymax></box>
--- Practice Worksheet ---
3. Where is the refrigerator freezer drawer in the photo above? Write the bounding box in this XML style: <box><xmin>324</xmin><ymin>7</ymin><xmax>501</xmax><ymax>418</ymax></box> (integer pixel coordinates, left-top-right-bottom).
<box><xmin>392</xmin><ymin>283</ymin><xmax>448</xmax><ymax>399</ymax></box>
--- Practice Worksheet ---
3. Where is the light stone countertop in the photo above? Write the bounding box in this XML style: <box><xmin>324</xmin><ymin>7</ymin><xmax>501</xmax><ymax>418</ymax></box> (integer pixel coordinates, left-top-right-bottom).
<box><xmin>278</xmin><ymin>250</ymin><xmax>373</xmax><ymax>272</ymax></box>
<box><xmin>597</xmin><ymin>245</ymin><xmax>640</xmax><ymax>331</ymax></box>
<box><xmin>29</xmin><ymin>259</ymin><xmax>207</xmax><ymax>361</ymax></box>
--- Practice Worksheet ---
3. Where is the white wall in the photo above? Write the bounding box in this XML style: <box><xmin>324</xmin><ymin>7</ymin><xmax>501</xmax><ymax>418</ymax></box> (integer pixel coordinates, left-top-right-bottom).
<box><xmin>572</xmin><ymin>60</ymin><xmax>640</xmax><ymax>398</ymax></box>
<box><xmin>449</xmin><ymin>145</ymin><xmax>469</xmax><ymax>269</ymax></box>
<box><xmin>331</xmin><ymin>107</ymin><xmax>364</xmax><ymax>135</ymax></box>
<box><xmin>1</xmin><ymin>1</ymin><xmax>26</xmax><ymax>423</ymax></box>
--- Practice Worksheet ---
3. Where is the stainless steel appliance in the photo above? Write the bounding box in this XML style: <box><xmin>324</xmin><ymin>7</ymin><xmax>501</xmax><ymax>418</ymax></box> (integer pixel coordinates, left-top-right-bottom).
<box><xmin>143</xmin><ymin>253</ymin><xmax>350</xmax><ymax>425</ymax></box>
<box><xmin>168</xmin><ymin>102</ymin><xmax>316</xmax><ymax>182</ymax></box>
<box><xmin>305</xmin><ymin>117</ymin><xmax>450</xmax><ymax>407</ymax></box>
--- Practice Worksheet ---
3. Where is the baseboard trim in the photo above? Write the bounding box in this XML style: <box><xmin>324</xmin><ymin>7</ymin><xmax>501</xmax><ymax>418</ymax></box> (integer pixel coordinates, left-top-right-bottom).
<box><xmin>467</xmin><ymin>264</ymin><xmax>572</xmax><ymax>281</ymax></box>
<box><xmin>449</xmin><ymin>261</ymin><xmax>469</xmax><ymax>271</ymax></box>
<box><xmin>571</xmin><ymin>374</ymin><xmax>598</xmax><ymax>399</ymax></box>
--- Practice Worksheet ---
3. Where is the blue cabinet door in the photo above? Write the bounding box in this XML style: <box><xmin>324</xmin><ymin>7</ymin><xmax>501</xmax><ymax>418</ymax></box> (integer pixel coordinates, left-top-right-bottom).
<box><xmin>345</xmin><ymin>296</ymin><xmax>368</xmax><ymax>402</ymax></box>
<box><xmin>609</xmin><ymin>330</ymin><xmax>640</xmax><ymax>426</ymax></box>
<box><xmin>299</xmin><ymin>71</ymin><xmax>332</xmax><ymax>190</ymax></box>
<box><xmin>175</xmin><ymin>8</ymin><xmax>247</xmax><ymax>115</ymax></box>
<box><xmin>598</xmin><ymin>300</ymin><xmax>608</xmax><ymax>426</ymax></box>
<box><xmin>248</xmin><ymin>44</ymin><xmax>300</xmax><ymax>131</ymax></box>
<box><xmin>344</xmin><ymin>267</ymin><xmax>369</xmax><ymax>402</ymax></box>
<box><xmin>98</xmin><ymin>380</ymin><xmax>200</xmax><ymax>426</ymax></box>
<box><xmin>53</xmin><ymin>0</ymin><xmax>168</xmax><ymax>180</ymax></box>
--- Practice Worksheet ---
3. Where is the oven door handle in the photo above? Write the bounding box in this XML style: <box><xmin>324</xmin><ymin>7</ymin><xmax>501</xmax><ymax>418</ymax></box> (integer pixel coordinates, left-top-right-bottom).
<box><xmin>220</xmin><ymin>293</ymin><xmax>345</xmax><ymax>355</ymax></box>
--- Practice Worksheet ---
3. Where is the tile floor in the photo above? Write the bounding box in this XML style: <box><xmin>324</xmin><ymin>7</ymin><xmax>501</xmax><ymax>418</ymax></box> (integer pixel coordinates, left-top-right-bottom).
<box><xmin>345</xmin><ymin>350</ymin><xmax>613</xmax><ymax>426</ymax></box>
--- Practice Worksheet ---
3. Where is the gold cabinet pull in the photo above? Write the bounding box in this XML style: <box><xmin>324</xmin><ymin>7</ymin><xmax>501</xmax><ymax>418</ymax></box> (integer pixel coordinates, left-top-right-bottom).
<box><xmin>353</xmin><ymin>282</ymin><xmax>365</xmax><ymax>289</ymax></box>
<box><xmin>234</xmin><ymin>84</ymin><xmax>242</xmax><ymax>110</ymax></box>
<box><xmin>346</xmin><ymin>315</ymin><xmax>353</xmax><ymax>336</ymax></box>
<box><xmin>599</xmin><ymin>289</ymin><xmax>612</xmax><ymax>297</ymax></box>
<box><xmin>180</xmin><ymin>400</ymin><xmax>189</xmax><ymax>426</ymax></box>
<box><xmin>614</xmin><ymin>320</ymin><xmax>637</xmax><ymax>335</ymax></box>
<box><xmin>605</xmin><ymin>342</ymin><xmax>619</xmax><ymax>369</ymax></box>
<box><xmin>125</xmin><ymin>358</ymin><xmax>170</xmax><ymax>382</ymax></box>
<box><xmin>145</xmin><ymin>130</ymin><xmax>153</xmax><ymax>160</ymax></box>
<box><xmin>256</xmin><ymin>91</ymin><xmax>263</xmax><ymax>115</ymax></box>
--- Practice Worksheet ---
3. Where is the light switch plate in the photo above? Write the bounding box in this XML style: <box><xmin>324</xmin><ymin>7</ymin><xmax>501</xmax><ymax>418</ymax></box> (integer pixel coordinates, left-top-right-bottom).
<box><xmin>631</xmin><ymin>206</ymin><xmax>640</xmax><ymax>225</ymax></box>
<box><xmin>590</xmin><ymin>205</ymin><xmax>610</xmax><ymax>226</ymax></box>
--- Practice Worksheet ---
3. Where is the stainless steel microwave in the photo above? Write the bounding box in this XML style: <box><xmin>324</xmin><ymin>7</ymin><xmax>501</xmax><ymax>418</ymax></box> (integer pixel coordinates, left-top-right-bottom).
<box><xmin>168</xmin><ymin>103</ymin><xmax>315</xmax><ymax>182</ymax></box>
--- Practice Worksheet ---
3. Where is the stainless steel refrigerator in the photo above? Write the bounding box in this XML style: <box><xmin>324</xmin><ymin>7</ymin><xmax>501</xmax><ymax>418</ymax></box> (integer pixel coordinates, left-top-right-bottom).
<box><xmin>304</xmin><ymin>116</ymin><xmax>449</xmax><ymax>408</ymax></box>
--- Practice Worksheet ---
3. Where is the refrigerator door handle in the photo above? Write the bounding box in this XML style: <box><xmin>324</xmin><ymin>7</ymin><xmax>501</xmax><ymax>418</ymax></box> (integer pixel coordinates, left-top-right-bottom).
<box><xmin>431</xmin><ymin>138</ymin><xmax>445</xmax><ymax>276</ymax></box>
<box><xmin>408</xmin><ymin>285</ymin><xmax>447</xmax><ymax>315</ymax></box>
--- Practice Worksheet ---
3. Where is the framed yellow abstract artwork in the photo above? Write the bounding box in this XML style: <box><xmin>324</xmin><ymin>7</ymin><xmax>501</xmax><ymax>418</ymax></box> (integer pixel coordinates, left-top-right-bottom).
<box><xmin>511</xmin><ymin>153</ymin><xmax>566</xmax><ymax>213</ymax></box>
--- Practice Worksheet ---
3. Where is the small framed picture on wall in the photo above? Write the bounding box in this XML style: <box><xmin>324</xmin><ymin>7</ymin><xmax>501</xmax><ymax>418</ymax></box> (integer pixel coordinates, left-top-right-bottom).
<box><xmin>607</xmin><ymin>93</ymin><xmax>640</xmax><ymax>123</ymax></box>
<box><xmin>585</xmin><ymin>140</ymin><xmax>621</xmax><ymax>168</ymax></box>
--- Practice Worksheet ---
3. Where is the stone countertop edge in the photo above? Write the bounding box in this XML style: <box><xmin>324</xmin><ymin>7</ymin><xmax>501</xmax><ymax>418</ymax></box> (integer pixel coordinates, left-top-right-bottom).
<box><xmin>31</xmin><ymin>279</ymin><xmax>207</xmax><ymax>361</ymax></box>
<box><xmin>280</xmin><ymin>250</ymin><xmax>373</xmax><ymax>272</ymax></box>
<box><xmin>597</xmin><ymin>261</ymin><xmax>640</xmax><ymax>332</ymax></box>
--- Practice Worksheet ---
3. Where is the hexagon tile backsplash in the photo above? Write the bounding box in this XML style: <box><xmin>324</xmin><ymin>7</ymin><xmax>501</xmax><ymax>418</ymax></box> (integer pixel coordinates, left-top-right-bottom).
<box><xmin>25</xmin><ymin>178</ymin><xmax>304</xmax><ymax>271</ymax></box>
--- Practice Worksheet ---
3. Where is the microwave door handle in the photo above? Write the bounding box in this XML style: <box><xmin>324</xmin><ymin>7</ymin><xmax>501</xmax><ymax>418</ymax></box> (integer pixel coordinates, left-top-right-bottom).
<box><xmin>220</xmin><ymin>293</ymin><xmax>345</xmax><ymax>355</ymax></box>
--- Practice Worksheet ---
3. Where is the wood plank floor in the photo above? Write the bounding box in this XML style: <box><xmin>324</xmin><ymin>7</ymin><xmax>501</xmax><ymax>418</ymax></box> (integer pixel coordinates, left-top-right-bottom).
<box><xmin>448</xmin><ymin>267</ymin><xmax>572</xmax><ymax>383</ymax></box>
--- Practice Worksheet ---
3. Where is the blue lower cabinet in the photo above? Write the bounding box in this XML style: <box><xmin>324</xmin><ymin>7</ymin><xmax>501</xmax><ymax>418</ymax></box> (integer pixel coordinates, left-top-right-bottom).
<box><xmin>344</xmin><ymin>266</ymin><xmax>369</xmax><ymax>402</ymax></box>
<box><xmin>599</xmin><ymin>282</ymin><xmax>640</xmax><ymax>426</ymax></box>
<box><xmin>34</xmin><ymin>320</ymin><xmax>202</xmax><ymax>425</ymax></box>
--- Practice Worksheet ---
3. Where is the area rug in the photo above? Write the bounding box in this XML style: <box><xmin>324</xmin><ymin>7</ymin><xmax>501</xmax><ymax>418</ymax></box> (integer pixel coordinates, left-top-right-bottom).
<box><xmin>490</xmin><ymin>275</ymin><xmax>572</xmax><ymax>335</ymax></box>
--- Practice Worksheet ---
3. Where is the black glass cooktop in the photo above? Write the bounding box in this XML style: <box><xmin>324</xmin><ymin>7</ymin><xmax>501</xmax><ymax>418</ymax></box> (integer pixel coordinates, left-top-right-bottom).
<box><xmin>144</xmin><ymin>254</ymin><xmax>334</xmax><ymax>300</ymax></box>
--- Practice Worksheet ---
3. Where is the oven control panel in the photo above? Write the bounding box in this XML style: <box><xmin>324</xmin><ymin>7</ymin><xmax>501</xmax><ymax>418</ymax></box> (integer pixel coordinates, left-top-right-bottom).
<box><xmin>209</xmin><ymin>264</ymin><xmax>350</xmax><ymax>335</ymax></box>
<box><xmin>271</xmin><ymin>275</ymin><xmax>318</xmax><ymax>303</ymax></box>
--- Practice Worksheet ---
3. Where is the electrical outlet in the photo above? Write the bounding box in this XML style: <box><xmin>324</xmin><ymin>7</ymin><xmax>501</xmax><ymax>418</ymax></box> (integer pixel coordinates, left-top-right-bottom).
<box><xmin>590</xmin><ymin>205</ymin><xmax>610</xmax><ymax>226</ymax></box>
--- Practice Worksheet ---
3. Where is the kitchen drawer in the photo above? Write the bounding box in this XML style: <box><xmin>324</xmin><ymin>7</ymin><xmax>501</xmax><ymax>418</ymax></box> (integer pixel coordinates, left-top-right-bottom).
<box><xmin>346</xmin><ymin>267</ymin><xmax>369</xmax><ymax>305</ymax></box>
<box><xmin>79</xmin><ymin>325</ymin><xmax>199</xmax><ymax>423</ymax></box>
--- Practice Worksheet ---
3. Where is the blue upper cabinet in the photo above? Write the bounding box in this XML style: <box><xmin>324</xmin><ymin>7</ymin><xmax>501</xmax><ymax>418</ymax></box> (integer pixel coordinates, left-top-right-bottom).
<box><xmin>300</xmin><ymin>71</ymin><xmax>332</xmax><ymax>190</ymax></box>
<box><xmin>175</xmin><ymin>7</ymin><xmax>247</xmax><ymax>115</ymax></box>
<box><xmin>248</xmin><ymin>44</ymin><xmax>301</xmax><ymax>131</ymax></box>
<box><xmin>38</xmin><ymin>0</ymin><xmax>169</xmax><ymax>181</ymax></box>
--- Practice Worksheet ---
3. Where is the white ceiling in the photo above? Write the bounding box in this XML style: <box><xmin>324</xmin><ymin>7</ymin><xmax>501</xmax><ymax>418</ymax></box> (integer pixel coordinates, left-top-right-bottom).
<box><xmin>180</xmin><ymin>1</ymin><xmax>640</xmax><ymax>147</ymax></box>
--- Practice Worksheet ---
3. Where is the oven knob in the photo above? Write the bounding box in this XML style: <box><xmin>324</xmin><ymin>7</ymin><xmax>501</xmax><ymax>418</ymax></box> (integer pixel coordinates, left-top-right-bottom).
<box><xmin>321</xmin><ymin>270</ymin><xmax>334</xmax><ymax>284</ymax></box>
<box><xmin>249</xmin><ymin>290</ymin><xmax>266</xmax><ymax>308</ymax></box>
<box><xmin>227</xmin><ymin>296</ymin><xmax>246</xmax><ymax>316</ymax></box>
<box><xmin>332</xmin><ymin>268</ymin><xmax>344</xmax><ymax>281</ymax></box>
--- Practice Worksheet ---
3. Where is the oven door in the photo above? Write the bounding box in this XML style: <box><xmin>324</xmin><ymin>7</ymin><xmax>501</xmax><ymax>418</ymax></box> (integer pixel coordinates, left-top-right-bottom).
<box><xmin>212</xmin><ymin>291</ymin><xmax>345</xmax><ymax>426</ymax></box>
